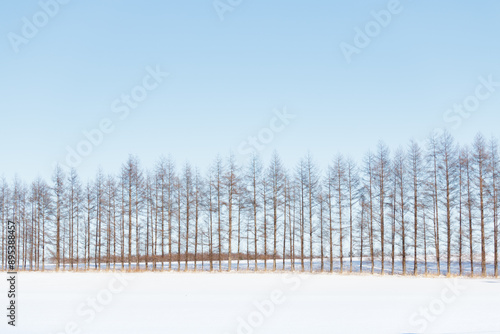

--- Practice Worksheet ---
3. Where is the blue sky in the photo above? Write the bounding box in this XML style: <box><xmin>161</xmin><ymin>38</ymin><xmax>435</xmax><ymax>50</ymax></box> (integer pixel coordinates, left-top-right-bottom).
<box><xmin>1</xmin><ymin>0</ymin><xmax>500</xmax><ymax>181</ymax></box>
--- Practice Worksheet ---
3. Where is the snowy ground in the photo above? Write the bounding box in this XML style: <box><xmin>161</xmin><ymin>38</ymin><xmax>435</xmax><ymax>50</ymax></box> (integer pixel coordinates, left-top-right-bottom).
<box><xmin>1</xmin><ymin>269</ymin><xmax>499</xmax><ymax>334</ymax></box>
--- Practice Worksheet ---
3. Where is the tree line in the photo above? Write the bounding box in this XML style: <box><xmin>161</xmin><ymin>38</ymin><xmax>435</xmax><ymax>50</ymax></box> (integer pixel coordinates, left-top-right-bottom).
<box><xmin>0</xmin><ymin>132</ymin><xmax>499</xmax><ymax>277</ymax></box>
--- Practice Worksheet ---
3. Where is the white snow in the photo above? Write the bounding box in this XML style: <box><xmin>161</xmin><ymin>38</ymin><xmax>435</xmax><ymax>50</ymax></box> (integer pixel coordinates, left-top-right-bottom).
<box><xmin>1</xmin><ymin>271</ymin><xmax>499</xmax><ymax>334</ymax></box>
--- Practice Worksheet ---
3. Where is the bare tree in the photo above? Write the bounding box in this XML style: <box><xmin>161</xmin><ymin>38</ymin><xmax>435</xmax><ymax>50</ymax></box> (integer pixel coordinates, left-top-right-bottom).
<box><xmin>489</xmin><ymin>138</ymin><xmax>500</xmax><ymax>277</ymax></box>
<box><xmin>473</xmin><ymin>134</ymin><xmax>488</xmax><ymax>277</ymax></box>
<box><xmin>295</xmin><ymin>160</ymin><xmax>307</xmax><ymax>272</ymax></box>
<box><xmin>225</xmin><ymin>154</ymin><xmax>240</xmax><ymax>271</ymax></box>
<box><xmin>408</xmin><ymin>140</ymin><xmax>423</xmax><ymax>275</ymax></box>
<box><xmin>268</xmin><ymin>152</ymin><xmax>285</xmax><ymax>271</ymax></box>
<box><xmin>182</xmin><ymin>163</ymin><xmax>194</xmax><ymax>271</ymax></box>
<box><xmin>363</xmin><ymin>151</ymin><xmax>376</xmax><ymax>274</ymax></box>
<box><xmin>246</xmin><ymin>153</ymin><xmax>262</xmax><ymax>271</ymax></box>
<box><xmin>346</xmin><ymin>158</ymin><xmax>359</xmax><ymax>273</ymax></box>
<box><xmin>393</xmin><ymin>148</ymin><xmax>408</xmax><ymax>275</ymax></box>
<box><xmin>427</xmin><ymin>134</ymin><xmax>442</xmax><ymax>275</ymax></box>
<box><xmin>52</xmin><ymin>165</ymin><xmax>65</xmax><ymax>271</ymax></box>
<box><xmin>440</xmin><ymin>132</ymin><xmax>458</xmax><ymax>276</ymax></box>
<box><xmin>375</xmin><ymin>143</ymin><xmax>390</xmax><ymax>275</ymax></box>
<box><xmin>330</xmin><ymin>155</ymin><xmax>346</xmax><ymax>273</ymax></box>
<box><xmin>304</xmin><ymin>153</ymin><xmax>320</xmax><ymax>272</ymax></box>
<box><xmin>462</xmin><ymin>146</ymin><xmax>475</xmax><ymax>276</ymax></box>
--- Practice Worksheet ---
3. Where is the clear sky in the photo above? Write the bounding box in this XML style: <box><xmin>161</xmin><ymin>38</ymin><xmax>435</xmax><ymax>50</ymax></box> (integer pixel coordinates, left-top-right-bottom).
<box><xmin>1</xmin><ymin>0</ymin><xmax>500</xmax><ymax>182</ymax></box>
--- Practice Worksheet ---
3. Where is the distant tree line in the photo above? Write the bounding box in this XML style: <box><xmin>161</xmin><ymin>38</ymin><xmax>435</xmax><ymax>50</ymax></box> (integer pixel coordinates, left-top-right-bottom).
<box><xmin>0</xmin><ymin>132</ymin><xmax>499</xmax><ymax>277</ymax></box>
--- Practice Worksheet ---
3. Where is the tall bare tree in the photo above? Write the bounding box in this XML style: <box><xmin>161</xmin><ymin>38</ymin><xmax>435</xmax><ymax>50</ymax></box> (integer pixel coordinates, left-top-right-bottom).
<box><xmin>268</xmin><ymin>152</ymin><xmax>285</xmax><ymax>271</ymax></box>
<box><xmin>52</xmin><ymin>165</ymin><xmax>65</xmax><ymax>271</ymax></box>
<box><xmin>408</xmin><ymin>140</ymin><xmax>423</xmax><ymax>275</ymax></box>
<box><xmin>473</xmin><ymin>134</ymin><xmax>488</xmax><ymax>277</ymax></box>
<box><xmin>375</xmin><ymin>143</ymin><xmax>390</xmax><ymax>274</ymax></box>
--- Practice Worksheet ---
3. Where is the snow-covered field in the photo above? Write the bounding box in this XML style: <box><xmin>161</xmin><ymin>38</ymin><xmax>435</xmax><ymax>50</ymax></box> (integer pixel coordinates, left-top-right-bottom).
<box><xmin>1</xmin><ymin>271</ymin><xmax>499</xmax><ymax>334</ymax></box>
